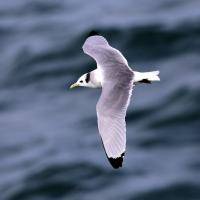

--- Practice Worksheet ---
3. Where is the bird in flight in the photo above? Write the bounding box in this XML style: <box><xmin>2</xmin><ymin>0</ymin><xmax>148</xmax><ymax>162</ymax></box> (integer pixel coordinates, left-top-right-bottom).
<box><xmin>70</xmin><ymin>31</ymin><xmax>160</xmax><ymax>169</ymax></box>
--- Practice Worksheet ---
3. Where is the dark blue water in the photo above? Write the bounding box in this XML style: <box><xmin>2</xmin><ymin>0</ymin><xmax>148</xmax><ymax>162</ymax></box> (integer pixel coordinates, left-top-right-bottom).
<box><xmin>0</xmin><ymin>0</ymin><xmax>200</xmax><ymax>199</ymax></box>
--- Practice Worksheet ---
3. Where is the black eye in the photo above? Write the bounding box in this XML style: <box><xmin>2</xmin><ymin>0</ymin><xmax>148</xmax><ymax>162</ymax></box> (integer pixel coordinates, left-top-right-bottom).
<box><xmin>80</xmin><ymin>80</ymin><xmax>83</xmax><ymax>83</ymax></box>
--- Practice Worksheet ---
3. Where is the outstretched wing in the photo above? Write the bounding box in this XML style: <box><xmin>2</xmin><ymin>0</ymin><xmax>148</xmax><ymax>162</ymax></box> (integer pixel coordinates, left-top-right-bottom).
<box><xmin>83</xmin><ymin>34</ymin><xmax>134</xmax><ymax>168</ymax></box>
<box><xmin>96</xmin><ymin>81</ymin><xmax>133</xmax><ymax>169</ymax></box>
<box><xmin>82</xmin><ymin>35</ymin><xmax>129</xmax><ymax>67</ymax></box>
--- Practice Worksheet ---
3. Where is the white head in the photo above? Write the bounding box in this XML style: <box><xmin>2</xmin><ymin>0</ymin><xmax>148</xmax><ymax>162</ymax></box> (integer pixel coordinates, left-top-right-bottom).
<box><xmin>70</xmin><ymin>69</ymin><xmax>102</xmax><ymax>89</ymax></box>
<box><xmin>70</xmin><ymin>72</ymin><xmax>95</xmax><ymax>89</ymax></box>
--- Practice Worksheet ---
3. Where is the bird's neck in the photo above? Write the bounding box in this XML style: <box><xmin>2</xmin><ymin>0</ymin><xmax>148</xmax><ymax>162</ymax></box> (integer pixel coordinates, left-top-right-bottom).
<box><xmin>89</xmin><ymin>69</ymin><xmax>102</xmax><ymax>88</ymax></box>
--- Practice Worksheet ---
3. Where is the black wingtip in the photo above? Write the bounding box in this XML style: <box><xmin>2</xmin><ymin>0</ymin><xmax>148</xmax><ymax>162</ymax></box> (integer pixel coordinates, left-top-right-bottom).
<box><xmin>108</xmin><ymin>153</ymin><xmax>125</xmax><ymax>169</ymax></box>
<box><xmin>88</xmin><ymin>30</ymin><xmax>100</xmax><ymax>37</ymax></box>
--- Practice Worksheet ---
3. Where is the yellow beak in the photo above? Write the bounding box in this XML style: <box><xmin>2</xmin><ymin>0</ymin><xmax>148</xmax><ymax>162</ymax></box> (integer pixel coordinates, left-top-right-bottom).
<box><xmin>69</xmin><ymin>83</ymin><xmax>79</xmax><ymax>89</ymax></box>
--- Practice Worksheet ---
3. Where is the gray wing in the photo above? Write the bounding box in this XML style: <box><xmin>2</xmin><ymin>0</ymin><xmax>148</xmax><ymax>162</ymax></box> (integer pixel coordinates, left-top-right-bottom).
<box><xmin>96</xmin><ymin>79</ymin><xmax>133</xmax><ymax>168</ymax></box>
<box><xmin>83</xmin><ymin>35</ymin><xmax>129</xmax><ymax>67</ymax></box>
<box><xmin>83</xmin><ymin>35</ymin><xmax>134</xmax><ymax>168</ymax></box>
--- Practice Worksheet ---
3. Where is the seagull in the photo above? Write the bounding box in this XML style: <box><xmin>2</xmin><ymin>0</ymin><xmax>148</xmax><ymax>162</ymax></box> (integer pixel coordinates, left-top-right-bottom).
<box><xmin>70</xmin><ymin>31</ymin><xmax>160</xmax><ymax>169</ymax></box>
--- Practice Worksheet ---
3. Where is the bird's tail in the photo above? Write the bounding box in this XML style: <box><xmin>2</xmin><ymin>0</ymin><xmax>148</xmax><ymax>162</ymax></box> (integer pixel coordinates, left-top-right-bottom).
<box><xmin>133</xmin><ymin>71</ymin><xmax>160</xmax><ymax>84</ymax></box>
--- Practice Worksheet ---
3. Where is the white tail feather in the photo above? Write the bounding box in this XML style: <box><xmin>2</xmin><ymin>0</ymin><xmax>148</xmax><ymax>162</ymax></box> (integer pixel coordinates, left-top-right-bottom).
<box><xmin>133</xmin><ymin>71</ymin><xmax>160</xmax><ymax>83</ymax></box>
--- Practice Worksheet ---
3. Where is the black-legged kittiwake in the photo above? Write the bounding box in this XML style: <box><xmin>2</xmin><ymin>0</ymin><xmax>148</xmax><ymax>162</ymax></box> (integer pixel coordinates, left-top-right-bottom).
<box><xmin>70</xmin><ymin>31</ymin><xmax>160</xmax><ymax>169</ymax></box>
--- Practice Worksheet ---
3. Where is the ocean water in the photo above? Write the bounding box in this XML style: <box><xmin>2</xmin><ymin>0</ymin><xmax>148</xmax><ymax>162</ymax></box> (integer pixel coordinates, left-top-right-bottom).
<box><xmin>0</xmin><ymin>0</ymin><xmax>200</xmax><ymax>199</ymax></box>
